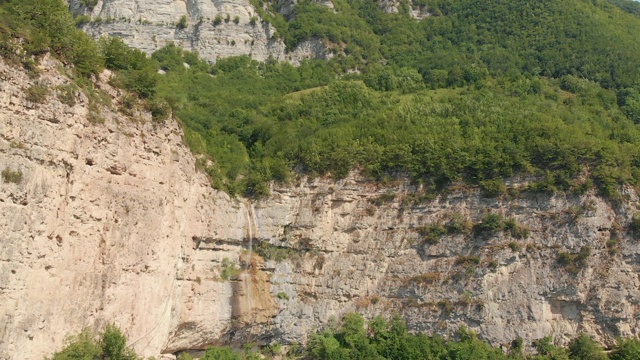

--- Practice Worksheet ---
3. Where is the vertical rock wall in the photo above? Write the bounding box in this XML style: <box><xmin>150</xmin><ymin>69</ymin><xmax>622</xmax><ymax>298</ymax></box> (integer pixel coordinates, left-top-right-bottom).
<box><xmin>66</xmin><ymin>0</ymin><xmax>330</xmax><ymax>64</ymax></box>
<box><xmin>2</xmin><ymin>58</ymin><xmax>640</xmax><ymax>360</ymax></box>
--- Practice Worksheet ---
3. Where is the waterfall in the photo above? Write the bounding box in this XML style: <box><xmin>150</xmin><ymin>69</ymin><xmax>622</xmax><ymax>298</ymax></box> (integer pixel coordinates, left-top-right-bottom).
<box><xmin>245</xmin><ymin>203</ymin><xmax>254</xmax><ymax>270</ymax></box>
<box><xmin>243</xmin><ymin>202</ymin><xmax>255</xmax><ymax>315</ymax></box>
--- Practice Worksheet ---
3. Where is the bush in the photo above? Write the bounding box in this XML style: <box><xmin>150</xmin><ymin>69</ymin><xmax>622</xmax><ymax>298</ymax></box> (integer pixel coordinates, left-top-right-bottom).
<box><xmin>119</xmin><ymin>94</ymin><xmax>137</xmax><ymax>116</ymax></box>
<box><xmin>417</xmin><ymin>224</ymin><xmax>447</xmax><ymax>245</ymax></box>
<box><xmin>50</xmin><ymin>324</ymin><xmax>139</xmax><ymax>360</ymax></box>
<box><xmin>255</xmin><ymin>242</ymin><xmax>300</xmax><ymax>262</ymax></box>
<box><xmin>213</xmin><ymin>16</ymin><xmax>222</xmax><ymax>26</ymax></box>
<box><xmin>474</xmin><ymin>213</ymin><xmax>505</xmax><ymax>234</ymax></box>
<box><xmin>201</xmin><ymin>346</ymin><xmax>241</xmax><ymax>360</ymax></box>
<box><xmin>220</xmin><ymin>258</ymin><xmax>242</xmax><ymax>280</ymax></box>
<box><xmin>99</xmin><ymin>36</ymin><xmax>149</xmax><ymax>72</ymax></box>
<box><xmin>503</xmin><ymin>218</ymin><xmax>530</xmax><ymax>239</ymax></box>
<box><xmin>147</xmin><ymin>98</ymin><xmax>171</xmax><ymax>122</ymax></box>
<box><xmin>176</xmin><ymin>353</ymin><xmax>194</xmax><ymax>360</ymax></box>
<box><xmin>611</xmin><ymin>337</ymin><xmax>640</xmax><ymax>360</ymax></box>
<box><xmin>56</xmin><ymin>84</ymin><xmax>78</xmax><ymax>107</ymax></box>
<box><xmin>568</xmin><ymin>333</ymin><xmax>608</xmax><ymax>360</ymax></box>
<box><xmin>24</xmin><ymin>84</ymin><xmax>49</xmax><ymax>103</ymax></box>
<box><xmin>557</xmin><ymin>246</ymin><xmax>591</xmax><ymax>274</ymax></box>
<box><xmin>533</xmin><ymin>336</ymin><xmax>570</xmax><ymax>359</ymax></box>
<box><xmin>480</xmin><ymin>179</ymin><xmax>506</xmax><ymax>197</ymax></box>
<box><xmin>276</xmin><ymin>292</ymin><xmax>289</xmax><ymax>300</ymax></box>
<box><xmin>446</xmin><ymin>213</ymin><xmax>473</xmax><ymax>235</ymax></box>
<box><xmin>80</xmin><ymin>0</ymin><xmax>98</xmax><ymax>9</ymax></box>
<box><xmin>50</xmin><ymin>329</ymin><xmax>101</xmax><ymax>360</ymax></box>
<box><xmin>177</xmin><ymin>15</ymin><xmax>188</xmax><ymax>30</ymax></box>
<box><xmin>507</xmin><ymin>242</ymin><xmax>521</xmax><ymax>252</ymax></box>
<box><xmin>101</xmin><ymin>324</ymin><xmax>139</xmax><ymax>360</ymax></box>
<box><xmin>2</xmin><ymin>167</ymin><xmax>23</xmax><ymax>184</ymax></box>
<box><xmin>118</xmin><ymin>67</ymin><xmax>158</xmax><ymax>99</ymax></box>
<box><xmin>74</xmin><ymin>15</ymin><xmax>91</xmax><ymax>27</ymax></box>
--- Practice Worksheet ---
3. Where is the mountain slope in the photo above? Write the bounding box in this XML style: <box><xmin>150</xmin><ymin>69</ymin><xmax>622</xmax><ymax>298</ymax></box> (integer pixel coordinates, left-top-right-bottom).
<box><xmin>3</xmin><ymin>0</ymin><xmax>640</xmax><ymax>358</ymax></box>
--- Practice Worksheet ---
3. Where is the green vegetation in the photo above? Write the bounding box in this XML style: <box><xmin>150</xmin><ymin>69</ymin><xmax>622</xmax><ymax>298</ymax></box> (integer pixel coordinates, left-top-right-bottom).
<box><xmin>255</xmin><ymin>241</ymin><xmax>301</xmax><ymax>262</ymax></box>
<box><xmin>152</xmin><ymin>49</ymin><xmax>640</xmax><ymax>197</ymax></box>
<box><xmin>56</xmin><ymin>84</ymin><xmax>78</xmax><ymax>107</ymax></box>
<box><xmin>417</xmin><ymin>224</ymin><xmax>447</xmax><ymax>245</ymax></box>
<box><xmin>48</xmin><ymin>324</ymin><xmax>139</xmax><ymax>360</ymax></box>
<box><xmin>4</xmin><ymin>0</ymin><xmax>640</xmax><ymax>199</ymax></box>
<box><xmin>473</xmin><ymin>213</ymin><xmax>529</xmax><ymax>238</ymax></box>
<box><xmin>474</xmin><ymin>213</ymin><xmax>505</xmax><ymax>235</ymax></box>
<box><xmin>0</xmin><ymin>0</ymin><xmax>102</xmax><ymax>77</ymax></box>
<box><xmin>80</xmin><ymin>0</ymin><xmax>99</xmax><ymax>10</ymax></box>
<box><xmin>108</xmin><ymin>1</ymin><xmax>640</xmax><ymax>201</ymax></box>
<box><xmin>568</xmin><ymin>333</ymin><xmax>608</xmax><ymax>360</ymax></box>
<box><xmin>445</xmin><ymin>213</ymin><xmax>473</xmax><ymax>235</ymax></box>
<box><xmin>368</xmin><ymin>192</ymin><xmax>396</xmax><ymax>206</ymax></box>
<box><xmin>24</xmin><ymin>84</ymin><xmax>50</xmax><ymax>103</ymax></box>
<box><xmin>51</xmin><ymin>317</ymin><xmax>640</xmax><ymax>360</ymax></box>
<box><xmin>611</xmin><ymin>337</ymin><xmax>640</xmax><ymax>360</ymax></box>
<box><xmin>557</xmin><ymin>246</ymin><xmax>591</xmax><ymax>275</ymax></box>
<box><xmin>305</xmin><ymin>313</ymin><xmax>610</xmax><ymax>360</ymax></box>
<box><xmin>480</xmin><ymin>179</ymin><xmax>507</xmax><ymax>197</ymax></box>
<box><xmin>220</xmin><ymin>257</ymin><xmax>242</xmax><ymax>280</ymax></box>
<box><xmin>2</xmin><ymin>167</ymin><xmax>23</xmax><ymax>184</ymax></box>
<box><xmin>177</xmin><ymin>15</ymin><xmax>188</xmax><ymax>30</ymax></box>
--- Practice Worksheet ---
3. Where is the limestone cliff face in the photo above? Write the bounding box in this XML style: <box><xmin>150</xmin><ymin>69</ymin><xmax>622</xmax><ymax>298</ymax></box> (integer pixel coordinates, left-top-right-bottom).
<box><xmin>2</xmin><ymin>59</ymin><xmax>640</xmax><ymax>360</ymax></box>
<box><xmin>66</xmin><ymin>0</ymin><xmax>330</xmax><ymax>64</ymax></box>
<box><xmin>0</xmin><ymin>57</ymin><xmax>257</xmax><ymax>359</ymax></box>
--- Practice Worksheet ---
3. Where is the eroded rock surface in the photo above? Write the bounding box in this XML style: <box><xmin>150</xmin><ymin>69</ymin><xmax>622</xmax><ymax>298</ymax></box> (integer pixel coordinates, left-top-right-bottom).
<box><xmin>2</xmin><ymin>59</ymin><xmax>640</xmax><ymax>360</ymax></box>
<box><xmin>67</xmin><ymin>0</ymin><xmax>330</xmax><ymax>64</ymax></box>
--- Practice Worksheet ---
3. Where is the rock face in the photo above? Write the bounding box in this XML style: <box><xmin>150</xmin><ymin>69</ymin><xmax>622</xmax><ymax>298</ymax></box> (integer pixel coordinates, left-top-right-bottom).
<box><xmin>2</xmin><ymin>58</ymin><xmax>640</xmax><ymax>360</ymax></box>
<box><xmin>67</xmin><ymin>0</ymin><xmax>330</xmax><ymax>64</ymax></box>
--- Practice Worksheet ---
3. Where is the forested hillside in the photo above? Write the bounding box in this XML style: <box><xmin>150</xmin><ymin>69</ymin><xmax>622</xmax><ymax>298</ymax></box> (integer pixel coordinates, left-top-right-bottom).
<box><xmin>3</xmin><ymin>0</ymin><xmax>640</xmax><ymax>198</ymax></box>
<box><xmin>4</xmin><ymin>0</ymin><xmax>640</xmax><ymax>358</ymax></box>
<box><xmin>154</xmin><ymin>0</ymin><xmax>640</xmax><ymax>197</ymax></box>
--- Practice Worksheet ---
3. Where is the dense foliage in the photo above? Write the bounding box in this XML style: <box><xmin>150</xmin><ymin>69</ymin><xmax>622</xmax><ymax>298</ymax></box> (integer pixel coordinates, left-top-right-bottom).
<box><xmin>3</xmin><ymin>0</ymin><xmax>640</xmax><ymax>199</ymax></box>
<box><xmin>52</xmin><ymin>316</ymin><xmax>640</xmax><ymax>360</ymax></box>
<box><xmin>48</xmin><ymin>324</ymin><xmax>139</xmax><ymax>360</ymax></box>
<box><xmin>149</xmin><ymin>0</ymin><xmax>640</xmax><ymax>197</ymax></box>
<box><xmin>154</xmin><ymin>49</ymin><xmax>640</xmax><ymax>198</ymax></box>
<box><xmin>0</xmin><ymin>0</ymin><xmax>101</xmax><ymax>76</ymax></box>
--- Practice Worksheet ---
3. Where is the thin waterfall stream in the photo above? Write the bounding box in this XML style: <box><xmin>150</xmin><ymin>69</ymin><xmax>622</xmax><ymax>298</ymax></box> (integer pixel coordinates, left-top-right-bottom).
<box><xmin>243</xmin><ymin>202</ymin><xmax>256</xmax><ymax>314</ymax></box>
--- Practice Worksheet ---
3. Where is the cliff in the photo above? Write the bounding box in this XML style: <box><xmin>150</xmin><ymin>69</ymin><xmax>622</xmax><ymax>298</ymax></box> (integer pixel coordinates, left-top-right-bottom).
<box><xmin>2</xmin><ymin>58</ymin><xmax>640</xmax><ymax>360</ymax></box>
<box><xmin>66</xmin><ymin>0</ymin><xmax>330</xmax><ymax>64</ymax></box>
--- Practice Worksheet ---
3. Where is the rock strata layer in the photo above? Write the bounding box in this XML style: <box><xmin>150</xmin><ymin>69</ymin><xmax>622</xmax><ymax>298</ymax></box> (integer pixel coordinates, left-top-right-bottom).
<box><xmin>67</xmin><ymin>0</ymin><xmax>330</xmax><ymax>64</ymax></box>
<box><xmin>1</xmin><ymin>59</ymin><xmax>640</xmax><ymax>359</ymax></box>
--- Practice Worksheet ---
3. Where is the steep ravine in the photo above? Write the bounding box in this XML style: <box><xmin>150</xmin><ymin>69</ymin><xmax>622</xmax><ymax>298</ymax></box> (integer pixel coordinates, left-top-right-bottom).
<box><xmin>1</xmin><ymin>59</ymin><xmax>640</xmax><ymax>359</ymax></box>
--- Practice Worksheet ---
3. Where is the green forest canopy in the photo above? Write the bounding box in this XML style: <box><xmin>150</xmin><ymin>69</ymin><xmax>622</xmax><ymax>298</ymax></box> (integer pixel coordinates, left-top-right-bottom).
<box><xmin>2</xmin><ymin>0</ymin><xmax>640</xmax><ymax>198</ymax></box>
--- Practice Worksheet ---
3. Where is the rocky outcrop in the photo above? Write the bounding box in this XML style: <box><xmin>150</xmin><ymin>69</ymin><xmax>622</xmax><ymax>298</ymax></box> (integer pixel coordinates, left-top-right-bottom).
<box><xmin>376</xmin><ymin>0</ymin><xmax>430</xmax><ymax>19</ymax></box>
<box><xmin>2</xmin><ymin>58</ymin><xmax>640</xmax><ymax>360</ymax></box>
<box><xmin>0</xmin><ymin>56</ymin><xmax>260</xmax><ymax>359</ymax></box>
<box><xmin>67</xmin><ymin>0</ymin><xmax>330</xmax><ymax>64</ymax></box>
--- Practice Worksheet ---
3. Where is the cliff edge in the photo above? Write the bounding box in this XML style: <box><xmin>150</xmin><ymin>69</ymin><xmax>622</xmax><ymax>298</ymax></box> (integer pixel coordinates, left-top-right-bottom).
<box><xmin>2</xmin><ymin>57</ymin><xmax>640</xmax><ymax>359</ymax></box>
